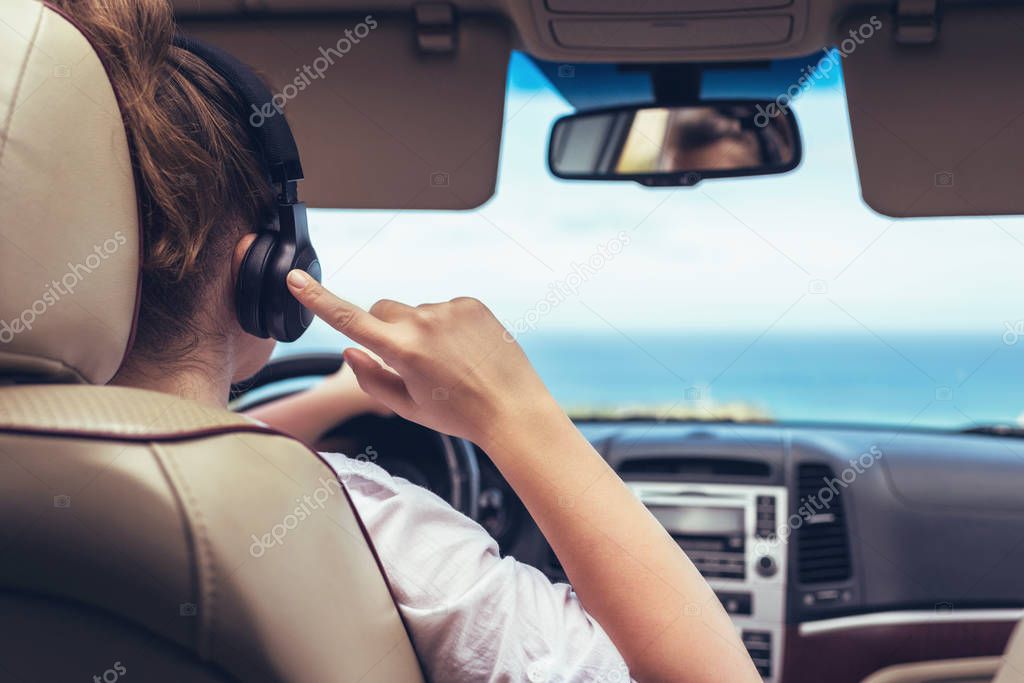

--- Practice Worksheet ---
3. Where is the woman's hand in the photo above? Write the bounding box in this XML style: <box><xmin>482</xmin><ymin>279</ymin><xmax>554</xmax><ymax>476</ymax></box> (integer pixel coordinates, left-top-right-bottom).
<box><xmin>286</xmin><ymin>270</ymin><xmax>559</xmax><ymax>447</ymax></box>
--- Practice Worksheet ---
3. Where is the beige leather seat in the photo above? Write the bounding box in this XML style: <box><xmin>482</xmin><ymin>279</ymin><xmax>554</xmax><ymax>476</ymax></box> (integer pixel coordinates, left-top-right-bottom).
<box><xmin>0</xmin><ymin>2</ymin><xmax>424</xmax><ymax>681</ymax></box>
<box><xmin>999</xmin><ymin>622</ymin><xmax>1024</xmax><ymax>683</ymax></box>
<box><xmin>860</xmin><ymin>617</ymin><xmax>1024</xmax><ymax>683</ymax></box>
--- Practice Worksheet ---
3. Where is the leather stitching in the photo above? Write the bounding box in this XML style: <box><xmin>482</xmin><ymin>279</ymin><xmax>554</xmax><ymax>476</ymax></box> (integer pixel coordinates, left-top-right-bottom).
<box><xmin>148</xmin><ymin>442</ymin><xmax>203</xmax><ymax>655</ymax></box>
<box><xmin>154</xmin><ymin>442</ymin><xmax>217</xmax><ymax>660</ymax></box>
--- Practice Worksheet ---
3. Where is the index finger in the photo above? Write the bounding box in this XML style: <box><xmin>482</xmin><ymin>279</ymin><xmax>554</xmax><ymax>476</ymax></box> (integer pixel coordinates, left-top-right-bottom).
<box><xmin>287</xmin><ymin>270</ymin><xmax>393</xmax><ymax>351</ymax></box>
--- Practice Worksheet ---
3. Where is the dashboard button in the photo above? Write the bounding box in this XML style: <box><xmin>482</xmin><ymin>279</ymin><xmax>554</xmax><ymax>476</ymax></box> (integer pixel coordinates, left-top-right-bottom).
<box><xmin>755</xmin><ymin>555</ymin><xmax>778</xmax><ymax>577</ymax></box>
<box><xmin>716</xmin><ymin>591</ymin><xmax>753</xmax><ymax>615</ymax></box>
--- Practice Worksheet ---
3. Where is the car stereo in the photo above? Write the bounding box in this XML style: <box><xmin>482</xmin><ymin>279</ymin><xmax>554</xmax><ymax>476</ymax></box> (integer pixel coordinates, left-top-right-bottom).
<box><xmin>627</xmin><ymin>481</ymin><xmax>787</xmax><ymax>682</ymax></box>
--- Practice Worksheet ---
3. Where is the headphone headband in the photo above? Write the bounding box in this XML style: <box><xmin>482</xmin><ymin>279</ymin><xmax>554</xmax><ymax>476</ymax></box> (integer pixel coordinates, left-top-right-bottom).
<box><xmin>172</xmin><ymin>33</ymin><xmax>320</xmax><ymax>343</ymax></box>
<box><xmin>172</xmin><ymin>35</ymin><xmax>303</xmax><ymax>185</ymax></box>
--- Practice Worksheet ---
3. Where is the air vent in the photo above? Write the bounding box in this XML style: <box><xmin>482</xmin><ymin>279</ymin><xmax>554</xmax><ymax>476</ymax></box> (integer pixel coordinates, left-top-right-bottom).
<box><xmin>618</xmin><ymin>456</ymin><xmax>771</xmax><ymax>479</ymax></box>
<box><xmin>796</xmin><ymin>464</ymin><xmax>852</xmax><ymax>584</ymax></box>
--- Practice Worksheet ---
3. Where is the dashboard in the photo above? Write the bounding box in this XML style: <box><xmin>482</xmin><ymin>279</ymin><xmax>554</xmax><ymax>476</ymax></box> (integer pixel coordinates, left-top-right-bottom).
<box><xmin>236</xmin><ymin>358</ymin><xmax>1024</xmax><ymax>683</ymax></box>
<box><xmin>329</xmin><ymin>416</ymin><xmax>1024</xmax><ymax>682</ymax></box>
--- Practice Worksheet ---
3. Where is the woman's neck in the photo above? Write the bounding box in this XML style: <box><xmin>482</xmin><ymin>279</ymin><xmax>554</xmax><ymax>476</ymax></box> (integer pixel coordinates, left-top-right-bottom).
<box><xmin>110</xmin><ymin>350</ymin><xmax>234</xmax><ymax>408</ymax></box>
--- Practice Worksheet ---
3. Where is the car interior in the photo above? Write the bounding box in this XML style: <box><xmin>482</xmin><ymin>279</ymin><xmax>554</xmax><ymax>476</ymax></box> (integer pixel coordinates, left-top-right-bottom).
<box><xmin>3</xmin><ymin>0</ymin><xmax>1024</xmax><ymax>682</ymax></box>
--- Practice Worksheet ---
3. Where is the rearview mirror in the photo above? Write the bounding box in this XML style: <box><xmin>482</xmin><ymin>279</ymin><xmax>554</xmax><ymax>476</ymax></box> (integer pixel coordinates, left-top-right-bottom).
<box><xmin>548</xmin><ymin>101</ymin><xmax>801</xmax><ymax>186</ymax></box>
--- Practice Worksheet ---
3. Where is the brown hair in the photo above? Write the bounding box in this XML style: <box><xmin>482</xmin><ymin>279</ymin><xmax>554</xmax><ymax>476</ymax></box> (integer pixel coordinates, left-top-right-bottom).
<box><xmin>51</xmin><ymin>0</ymin><xmax>276</xmax><ymax>363</ymax></box>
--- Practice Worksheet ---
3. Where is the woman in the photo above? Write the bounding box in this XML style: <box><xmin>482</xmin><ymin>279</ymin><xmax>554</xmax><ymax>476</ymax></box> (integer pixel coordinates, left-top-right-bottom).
<box><xmin>62</xmin><ymin>1</ymin><xmax>760</xmax><ymax>681</ymax></box>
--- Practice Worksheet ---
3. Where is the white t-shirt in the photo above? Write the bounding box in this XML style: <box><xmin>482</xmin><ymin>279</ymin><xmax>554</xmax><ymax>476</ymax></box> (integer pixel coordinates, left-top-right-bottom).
<box><xmin>322</xmin><ymin>452</ymin><xmax>633</xmax><ymax>683</ymax></box>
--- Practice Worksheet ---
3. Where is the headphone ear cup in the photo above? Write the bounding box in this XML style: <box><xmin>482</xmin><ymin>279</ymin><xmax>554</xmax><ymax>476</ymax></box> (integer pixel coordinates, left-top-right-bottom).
<box><xmin>264</xmin><ymin>245</ymin><xmax>320</xmax><ymax>343</ymax></box>
<box><xmin>289</xmin><ymin>251</ymin><xmax>320</xmax><ymax>338</ymax></box>
<box><xmin>235</xmin><ymin>232</ymin><xmax>278</xmax><ymax>338</ymax></box>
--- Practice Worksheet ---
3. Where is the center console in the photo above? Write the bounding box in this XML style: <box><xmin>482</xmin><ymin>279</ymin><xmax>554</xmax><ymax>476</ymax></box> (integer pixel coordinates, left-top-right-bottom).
<box><xmin>627</xmin><ymin>481</ymin><xmax>787</xmax><ymax>682</ymax></box>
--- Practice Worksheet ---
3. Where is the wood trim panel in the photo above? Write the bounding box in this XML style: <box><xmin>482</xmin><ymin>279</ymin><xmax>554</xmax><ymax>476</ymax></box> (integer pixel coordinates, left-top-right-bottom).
<box><xmin>783</xmin><ymin>620</ymin><xmax>1015</xmax><ymax>683</ymax></box>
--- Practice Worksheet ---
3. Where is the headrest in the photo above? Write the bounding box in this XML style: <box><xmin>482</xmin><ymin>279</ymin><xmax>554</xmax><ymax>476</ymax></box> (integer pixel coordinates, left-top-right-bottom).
<box><xmin>0</xmin><ymin>0</ymin><xmax>140</xmax><ymax>385</ymax></box>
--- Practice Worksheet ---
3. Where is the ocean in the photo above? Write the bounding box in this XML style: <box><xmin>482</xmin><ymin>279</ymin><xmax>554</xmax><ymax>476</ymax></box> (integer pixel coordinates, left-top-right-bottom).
<box><xmin>290</xmin><ymin>328</ymin><xmax>1024</xmax><ymax>431</ymax></box>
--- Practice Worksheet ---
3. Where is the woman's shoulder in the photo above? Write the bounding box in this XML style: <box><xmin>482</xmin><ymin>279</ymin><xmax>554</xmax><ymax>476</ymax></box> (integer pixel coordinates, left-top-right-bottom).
<box><xmin>319</xmin><ymin>451</ymin><xmax>404</xmax><ymax>498</ymax></box>
<box><xmin>318</xmin><ymin>450</ymin><xmax>492</xmax><ymax>545</ymax></box>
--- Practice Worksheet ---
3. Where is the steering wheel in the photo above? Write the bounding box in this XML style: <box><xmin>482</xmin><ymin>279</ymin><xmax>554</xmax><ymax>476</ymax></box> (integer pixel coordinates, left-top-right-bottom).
<box><xmin>231</xmin><ymin>353</ymin><xmax>480</xmax><ymax>520</ymax></box>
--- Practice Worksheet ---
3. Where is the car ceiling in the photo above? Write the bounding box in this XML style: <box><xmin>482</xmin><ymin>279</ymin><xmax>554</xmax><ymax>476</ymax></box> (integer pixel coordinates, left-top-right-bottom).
<box><xmin>173</xmin><ymin>0</ymin><xmax>850</xmax><ymax>63</ymax></box>
<box><xmin>172</xmin><ymin>0</ymin><xmax>1024</xmax><ymax>218</ymax></box>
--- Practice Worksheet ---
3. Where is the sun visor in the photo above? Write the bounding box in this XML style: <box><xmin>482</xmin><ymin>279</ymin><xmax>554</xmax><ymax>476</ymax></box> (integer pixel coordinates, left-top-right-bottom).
<box><xmin>178</xmin><ymin>13</ymin><xmax>511</xmax><ymax>210</ymax></box>
<box><xmin>841</xmin><ymin>4</ymin><xmax>1024</xmax><ymax>217</ymax></box>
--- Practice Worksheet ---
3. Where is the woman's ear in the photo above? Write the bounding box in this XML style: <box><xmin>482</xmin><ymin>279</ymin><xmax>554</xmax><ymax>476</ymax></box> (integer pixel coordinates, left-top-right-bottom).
<box><xmin>232</xmin><ymin>232</ymin><xmax>259</xmax><ymax>285</ymax></box>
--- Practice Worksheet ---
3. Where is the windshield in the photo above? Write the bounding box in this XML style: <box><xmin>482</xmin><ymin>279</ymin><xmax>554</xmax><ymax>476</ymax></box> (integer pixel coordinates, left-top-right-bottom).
<box><xmin>287</xmin><ymin>53</ymin><xmax>1024</xmax><ymax>431</ymax></box>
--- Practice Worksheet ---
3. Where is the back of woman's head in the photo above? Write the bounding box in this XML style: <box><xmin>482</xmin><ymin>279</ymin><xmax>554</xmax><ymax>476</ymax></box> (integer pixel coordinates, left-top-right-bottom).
<box><xmin>51</xmin><ymin>0</ymin><xmax>275</xmax><ymax>365</ymax></box>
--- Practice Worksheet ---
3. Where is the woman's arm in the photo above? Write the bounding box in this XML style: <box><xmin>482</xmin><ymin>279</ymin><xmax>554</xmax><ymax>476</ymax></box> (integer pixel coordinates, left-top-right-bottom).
<box><xmin>286</xmin><ymin>270</ymin><xmax>761</xmax><ymax>683</ymax></box>
<box><xmin>479</xmin><ymin>407</ymin><xmax>760</xmax><ymax>683</ymax></box>
<box><xmin>245</xmin><ymin>363</ymin><xmax>391</xmax><ymax>444</ymax></box>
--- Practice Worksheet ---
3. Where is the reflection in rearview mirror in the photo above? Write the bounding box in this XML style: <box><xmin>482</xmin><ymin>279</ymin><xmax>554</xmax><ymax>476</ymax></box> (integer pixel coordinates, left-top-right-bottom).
<box><xmin>549</xmin><ymin>102</ymin><xmax>801</xmax><ymax>186</ymax></box>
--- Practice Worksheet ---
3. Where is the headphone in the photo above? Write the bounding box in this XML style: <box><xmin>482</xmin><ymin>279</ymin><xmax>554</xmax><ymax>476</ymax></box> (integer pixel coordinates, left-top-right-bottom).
<box><xmin>172</xmin><ymin>35</ymin><xmax>321</xmax><ymax>343</ymax></box>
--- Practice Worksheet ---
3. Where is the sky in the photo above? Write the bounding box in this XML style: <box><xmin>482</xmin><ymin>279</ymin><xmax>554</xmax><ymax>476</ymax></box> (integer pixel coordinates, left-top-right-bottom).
<box><xmin>301</xmin><ymin>52</ymin><xmax>1024</xmax><ymax>343</ymax></box>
